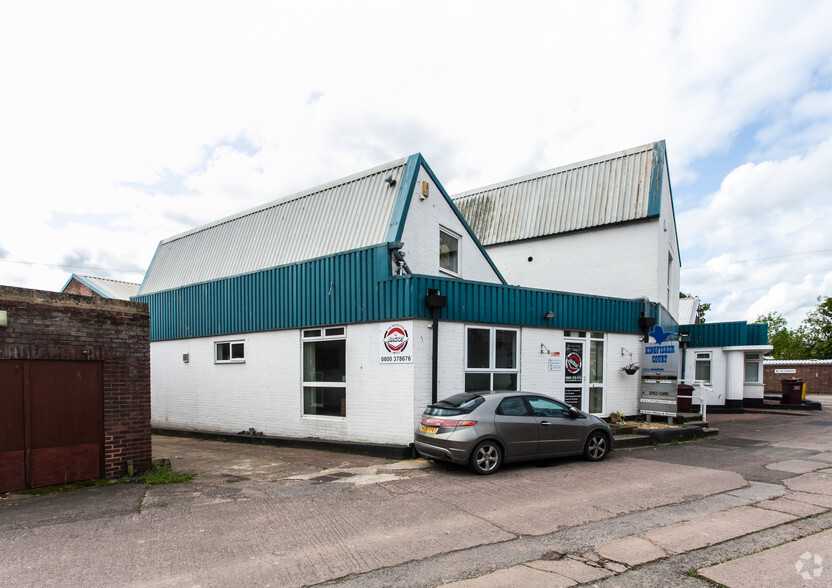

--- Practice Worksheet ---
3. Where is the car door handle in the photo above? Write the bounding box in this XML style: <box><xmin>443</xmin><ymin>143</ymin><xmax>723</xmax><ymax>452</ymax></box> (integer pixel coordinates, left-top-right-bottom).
<box><xmin>540</xmin><ymin>421</ymin><xmax>552</xmax><ymax>426</ymax></box>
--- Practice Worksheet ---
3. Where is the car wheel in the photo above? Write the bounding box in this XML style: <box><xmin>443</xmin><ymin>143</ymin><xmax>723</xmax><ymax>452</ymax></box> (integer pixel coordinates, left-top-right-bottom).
<box><xmin>469</xmin><ymin>441</ymin><xmax>502</xmax><ymax>475</ymax></box>
<box><xmin>584</xmin><ymin>431</ymin><xmax>610</xmax><ymax>461</ymax></box>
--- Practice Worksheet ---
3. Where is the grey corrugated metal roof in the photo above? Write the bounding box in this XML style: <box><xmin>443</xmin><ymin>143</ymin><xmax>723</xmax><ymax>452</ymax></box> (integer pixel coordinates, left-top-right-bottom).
<box><xmin>453</xmin><ymin>142</ymin><xmax>663</xmax><ymax>246</ymax></box>
<box><xmin>138</xmin><ymin>157</ymin><xmax>408</xmax><ymax>295</ymax></box>
<box><xmin>678</xmin><ymin>297</ymin><xmax>700</xmax><ymax>325</ymax></box>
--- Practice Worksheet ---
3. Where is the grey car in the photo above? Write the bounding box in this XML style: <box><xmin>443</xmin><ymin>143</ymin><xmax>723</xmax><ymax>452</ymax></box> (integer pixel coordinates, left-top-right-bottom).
<box><xmin>414</xmin><ymin>391</ymin><xmax>613</xmax><ymax>475</ymax></box>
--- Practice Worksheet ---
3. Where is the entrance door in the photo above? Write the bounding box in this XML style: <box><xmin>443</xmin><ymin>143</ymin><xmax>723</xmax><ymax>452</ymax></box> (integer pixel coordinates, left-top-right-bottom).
<box><xmin>564</xmin><ymin>336</ymin><xmax>605</xmax><ymax>414</ymax></box>
<box><xmin>564</xmin><ymin>340</ymin><xmax>585</xmax><ymax>410</ymax></box>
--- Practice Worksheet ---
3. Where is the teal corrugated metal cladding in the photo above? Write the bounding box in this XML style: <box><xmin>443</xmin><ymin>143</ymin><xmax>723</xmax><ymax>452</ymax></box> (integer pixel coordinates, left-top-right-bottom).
<box><xmin>680</xmin><ymin>322</ymin><xmax>768</xmax><ymax>347</ymax></box>
<box><xmin>134</xmin><ymin>244</ymin><xmax>664</xmax><ymax>341</ymax></box>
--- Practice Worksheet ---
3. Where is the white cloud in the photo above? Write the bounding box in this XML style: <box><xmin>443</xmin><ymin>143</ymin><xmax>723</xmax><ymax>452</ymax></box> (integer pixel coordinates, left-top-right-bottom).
<box><xmin>1</xmin><ymin>0</ymin><xmax>831</xmax><ymax>328</ymax></box>
<box><xmin>679</xmin><ymin>138</ymin><xmax>832</xmax><ymax>326</ymax></box>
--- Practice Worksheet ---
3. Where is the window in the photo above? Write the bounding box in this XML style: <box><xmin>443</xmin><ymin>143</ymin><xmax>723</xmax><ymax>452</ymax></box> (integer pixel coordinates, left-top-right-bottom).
<box><xmin>695</xmin><ymin>352</ymin><xmax>712</xmax><ymax>383</ymax></box>
<box><xmin>497</xmin><ymin>396</ymin><xmax>530</xmax><ymax>417</ymax></box>
<box><xmin>465</xmin><ymin>327</ymin><xmax>518</xmax><ymax>391</ymax></box>
<box><xmin>527</xmin><ymin>396</ymin><xmax>573</xmax><ymax>418</ymax></box>
<box><xmin>215</xmin><ymin>340</ymin><xmax>245</xmax><ymax>363</ymax></box>
<box><xmin>745</xmin><ymin>353</ymin><xmax>762</xmax><ymax>384</ymax></box>
<box><xmin>302</xmin><ymin>327</ymin><xmax>346</xmax><ymax>417</ymax></box>
<box><xmin>439</xmin><ymin>228</ymin><xmax>460</xmax><ymax>275</ymax></box>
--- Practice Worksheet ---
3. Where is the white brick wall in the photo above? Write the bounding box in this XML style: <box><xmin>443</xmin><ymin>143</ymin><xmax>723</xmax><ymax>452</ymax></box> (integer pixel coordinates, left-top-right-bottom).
<box><xmin>485</xmin><ymin>221</ymin><xmax>660</xmax><ymax>300</ymax></box>
<box><xmin>151</xmin><ymin>321</ymin><xmax>649</xmax><ymax>444</ymax></box>
<box><xmin>152</xmin><ymin>322</ymin><xmax>433</xmax><ymax>446</ymax></box>
<box><xmin>400</xmin><ymin>166</ymin><xmax>501</xmax><ymax>283</ymax></box>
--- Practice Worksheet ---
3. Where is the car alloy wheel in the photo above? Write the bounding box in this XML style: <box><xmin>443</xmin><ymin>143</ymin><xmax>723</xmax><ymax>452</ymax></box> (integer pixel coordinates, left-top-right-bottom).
<box><xmin>584</xmin><ymin>432</ymin><xmax>609</xmax><ymax>461</ymax></box>
<box><xmin>470</xmin><ymin>441</ymin><xmax>502</xmax><ymax>475</ymax></box>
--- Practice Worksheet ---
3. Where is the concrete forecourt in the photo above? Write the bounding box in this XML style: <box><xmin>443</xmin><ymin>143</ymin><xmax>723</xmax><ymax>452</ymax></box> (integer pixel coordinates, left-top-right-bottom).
<box><xmin>2</xmin><ymin>399</ymin><xmax>832</xmax><ymax>587</ymax></box>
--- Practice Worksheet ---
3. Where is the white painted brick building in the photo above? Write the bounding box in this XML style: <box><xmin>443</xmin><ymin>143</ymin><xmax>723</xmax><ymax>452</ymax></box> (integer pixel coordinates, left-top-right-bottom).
<box><xmin>136</xmin><ymin>144</ymin><xmax>769</xmax><ymax>451</ymax></box>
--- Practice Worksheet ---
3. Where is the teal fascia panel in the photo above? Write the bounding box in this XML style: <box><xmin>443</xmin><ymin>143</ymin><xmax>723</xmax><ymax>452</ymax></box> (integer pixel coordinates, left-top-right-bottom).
<box><xmin>136</xmin><ymin>253</ymin><xmax>660</xmax><ymax>341</ymax></box>
<box><xmin>680</xmin><ymin>322</ymin><xmax>769</xmax><ymax>348</ymax></box>
<box><xmin>386</xmin><ymin>154</ymin><xmax>422</xmax><ymax>243</ymax></box>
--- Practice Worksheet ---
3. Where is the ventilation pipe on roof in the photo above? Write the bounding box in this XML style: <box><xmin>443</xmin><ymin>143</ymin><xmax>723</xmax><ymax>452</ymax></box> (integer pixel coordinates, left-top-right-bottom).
<box><xmin>636</xmin><ymin>296</ymin><xmax>656</xmax><ymax>342</ymax></box>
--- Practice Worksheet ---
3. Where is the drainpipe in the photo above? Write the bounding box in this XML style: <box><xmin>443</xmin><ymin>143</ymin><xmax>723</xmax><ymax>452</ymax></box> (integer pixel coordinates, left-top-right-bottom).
<box><xmin>425</xmin><ymin>289</ymin><xmax>447</xmax><ymax>404</ymax></box>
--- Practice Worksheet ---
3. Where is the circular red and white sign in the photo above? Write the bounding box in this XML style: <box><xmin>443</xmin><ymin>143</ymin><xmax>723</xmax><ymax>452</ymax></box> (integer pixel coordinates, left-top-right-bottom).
<box><xmin>383</xmin><ymin>324</ymin><xmax>409</xmax><ymax>353</ymax></box>
<box><xmin>565</xmin><ymin>352</ymin><xmax>582</xmax><ymax>374</ymax></box>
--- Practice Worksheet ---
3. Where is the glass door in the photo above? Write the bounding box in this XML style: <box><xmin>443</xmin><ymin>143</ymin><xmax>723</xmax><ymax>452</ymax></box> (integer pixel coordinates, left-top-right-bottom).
<box><xmin>564</xmin><ymin>339</ymin><xmax>585</xmax><ymax>410</ymax></box>
<box><xmin>564</xmin><ymin>333</ymin><xmax>605</xmax><ymax>415</ymax></box>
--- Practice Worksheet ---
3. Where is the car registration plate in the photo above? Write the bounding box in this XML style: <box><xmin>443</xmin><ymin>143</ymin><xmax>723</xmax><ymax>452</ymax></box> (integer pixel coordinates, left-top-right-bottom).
<box><xmin>419</xmin><ymin>424</ymin><xmax>438</xmax><ymax>434</ymax></box>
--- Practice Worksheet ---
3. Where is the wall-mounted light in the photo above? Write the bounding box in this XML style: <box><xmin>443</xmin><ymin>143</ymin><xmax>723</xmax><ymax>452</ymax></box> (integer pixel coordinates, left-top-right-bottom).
<box><xmin>182</xmin><ymin>353</ymin><xmax>190</xmax><ymax>363</ymax></box>
<box><xmin>0</xmin><ymin>310</ymin><xmax>7</xmax><ymax>327</ymax></box>
<box><xmin>543</xmin><ymin>311</ymin><xmax>555</xmax><ymax>319</ymax></box>
<box><xmin>384</xmin><ymin>175</ymin><xmax>396</xmax><ymax>188</ymax></box>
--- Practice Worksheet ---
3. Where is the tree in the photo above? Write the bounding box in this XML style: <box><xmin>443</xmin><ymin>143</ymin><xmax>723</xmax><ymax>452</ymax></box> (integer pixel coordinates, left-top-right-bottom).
<box><xmin>754</xmin><ymin>296</ymin><xmax>832</xmax><ymax>360</ymax></box>
<box><xmin>753</xmin><ymin>311</ymin><xmax>807</xmax><ymax>359</ymax></box>
<box><xmin>799</xmin><ymin>296</ymin><xmax>832</xmax><ymax>359</ymax></box>
<box><xmin>680</xmin><ymin>292</ymin><xmax>711</xmax><ymax>323</ymax></box>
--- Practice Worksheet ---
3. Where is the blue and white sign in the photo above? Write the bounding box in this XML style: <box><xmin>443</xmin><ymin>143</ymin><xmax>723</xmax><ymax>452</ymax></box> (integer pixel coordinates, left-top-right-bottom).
<box><xmin>642</xmin><ymin>326</ymin><xmax>679</xmax><ymax>375</ymax></box>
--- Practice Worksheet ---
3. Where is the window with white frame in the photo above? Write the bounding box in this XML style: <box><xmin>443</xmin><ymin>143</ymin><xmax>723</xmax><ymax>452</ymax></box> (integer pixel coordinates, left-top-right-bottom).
<box><xmin>695</xmin><ymin>352</ymin><xmax>712</xmax><ymax>383</ymax></box>
<box><xmin>439</xmin><ymin>227</ymin><xmax>460</xmax><ymax>276</ymax></box>
<box><xmin>215</xmin><ymin>340</ymin><xmax>245</xmax><ymax>363</ymax></box>
<box><xmin>465</xmin><ymin>327</ymin><xmax>518</xmax><ymax>391</ymax></box>
<box><xmin>744</xmin><ymin>353</ymin><xmax>762</xmax><ymax>384</ymax></box>
<box><xmin>302</xmin><ymin>327</ymin><xmax>346</xmax><ymax>417</ymax></box>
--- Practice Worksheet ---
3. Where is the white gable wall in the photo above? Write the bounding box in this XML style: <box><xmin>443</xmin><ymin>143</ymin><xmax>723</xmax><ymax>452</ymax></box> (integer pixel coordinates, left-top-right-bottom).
<box><xmin>399</xmin><ymin>165</ymin><xmax>502</xmax><ymax>283</ymax></box>
<box><xmin>484</xmin><ymin>220</ymin><xmax>660</xmax><ymax>300</ymax></box>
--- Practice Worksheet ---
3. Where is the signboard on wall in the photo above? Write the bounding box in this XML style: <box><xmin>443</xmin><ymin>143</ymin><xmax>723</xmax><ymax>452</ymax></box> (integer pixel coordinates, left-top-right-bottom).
<box><xmin>565</xmin><ymin>387</ymin><xmax>582</xmax><ymax>408</ymax></box>
<box><xmin>379</xmin><ymin>322</ymin><xmax>413</xmax><ymax>364</ymax></box>
<box><xmin>639</xmin><ymin>326</ymin><xmax>679</xmax><ymax>417</ymax></box>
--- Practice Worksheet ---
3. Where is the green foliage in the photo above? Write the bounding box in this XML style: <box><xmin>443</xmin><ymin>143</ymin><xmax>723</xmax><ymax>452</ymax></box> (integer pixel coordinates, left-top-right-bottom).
<box><xmin>136</xmin><ymin>461</ymin><xmax>196</xmax><ymax>486</ymax></box>
<box><xmin>754</xmin><ymin>311</ymin><xmax>807</xmax><ymax>359</ymax></box>
<box><xmin>755</xmin><ymin>296</ymin><xmax>832</xmax><ymax>359</ymax></box>
<box><xmin>801</xmin><ymin>296</ymin><xmax>832</xmax><ymax>359</ymax></box>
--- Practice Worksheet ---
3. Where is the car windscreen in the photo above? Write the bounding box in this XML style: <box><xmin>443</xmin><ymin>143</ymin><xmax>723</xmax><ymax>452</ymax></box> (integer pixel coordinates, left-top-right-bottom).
<box><xmin>424</xmin><ymin>394</ymin><xmax>485</xmax><ymax>416</ymax></box>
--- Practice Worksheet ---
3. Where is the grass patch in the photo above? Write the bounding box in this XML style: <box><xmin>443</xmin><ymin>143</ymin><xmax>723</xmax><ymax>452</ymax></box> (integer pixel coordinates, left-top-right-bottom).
<box><xmin>7</xmin><ymin>461</ymin><xmax>195</xmax><ymax>496</ymax></box>
<box><xmin>136</xmin><ymin>461</ymin><xmax>196</xmax><ymax>486</ymax></box>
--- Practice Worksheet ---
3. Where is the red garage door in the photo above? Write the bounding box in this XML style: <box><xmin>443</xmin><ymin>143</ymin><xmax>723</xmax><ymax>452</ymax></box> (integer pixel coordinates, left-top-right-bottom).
<box><xmin>0</xmin><ymin>360</ymin><xmax>103</xmax><ymax>492</ymax></box>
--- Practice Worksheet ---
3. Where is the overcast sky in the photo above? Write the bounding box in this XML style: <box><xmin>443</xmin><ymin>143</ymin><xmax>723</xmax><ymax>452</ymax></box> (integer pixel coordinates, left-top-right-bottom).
<box><xmin>1</xmin><ymin>1</ymin><xmax>830</xmax><ymax>327</ymax></box>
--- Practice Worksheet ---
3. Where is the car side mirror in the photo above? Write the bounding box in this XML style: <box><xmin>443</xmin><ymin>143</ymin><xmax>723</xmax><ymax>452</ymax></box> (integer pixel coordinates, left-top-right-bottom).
<box><xmin>568</xmin><ymin>407</ymin><xmax>580</xmax><ymax>419</ymax></box>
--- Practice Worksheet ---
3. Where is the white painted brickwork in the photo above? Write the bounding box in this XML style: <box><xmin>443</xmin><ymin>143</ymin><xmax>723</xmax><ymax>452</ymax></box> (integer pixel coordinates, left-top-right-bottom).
<box><xmin>486</xmin><ymin>222</ymin><xmax>658</xmax><ymax>298</ymax></box>
<box><xmin>151</xmin><ymin>321</ymin><xmax>648</xmax><ymax>445</ymax></box>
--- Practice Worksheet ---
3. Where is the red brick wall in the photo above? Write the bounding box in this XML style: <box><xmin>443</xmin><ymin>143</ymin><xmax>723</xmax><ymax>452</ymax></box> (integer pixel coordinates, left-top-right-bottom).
<box><xmin>764</xmin><ymin>361</ymin><xmax>832</xmax><ymax>395</ymax></box>
<box><xmin>0</xmin><ymin>286</ymin><xmax>151</xmax><ymax>478</ymax></box>
<box><xmin>61</xmin><ymin>278</ymin><xmax>97</xmax><ymax>297</ymax></box>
